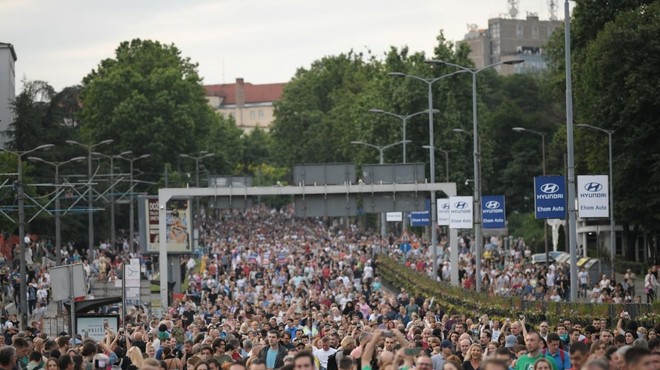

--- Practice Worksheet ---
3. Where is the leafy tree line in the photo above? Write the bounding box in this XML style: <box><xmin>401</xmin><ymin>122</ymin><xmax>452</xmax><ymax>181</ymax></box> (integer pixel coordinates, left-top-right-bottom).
<box><xmin>545</xmin><ymin>0</ymin><xmax>659</xmax><ymax>262</ymax></box>
<box><xmin>4</xmin><ymin>0</ymin><xmax>659</xmax><ymax>260</ymax></box>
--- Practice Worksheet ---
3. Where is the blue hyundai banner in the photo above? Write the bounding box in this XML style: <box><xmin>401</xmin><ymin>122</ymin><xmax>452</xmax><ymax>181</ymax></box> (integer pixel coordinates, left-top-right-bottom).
<box><xmin>482</xmin><ymin>195</ymin><xmax>506</xmax><ymax>229</ymax></box>
<box><xmin>534</xmin><ymin>176</ymin><xmax>566</xmax><ymax>219</ymax></box>
<box><xmin>410</xmin><ymin>211</ymin><xmax>430</xmax><ymax>226</ymax></box>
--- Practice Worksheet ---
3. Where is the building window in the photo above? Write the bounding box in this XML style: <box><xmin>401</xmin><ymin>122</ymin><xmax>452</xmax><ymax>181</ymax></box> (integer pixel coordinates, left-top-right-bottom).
<box><xmin>516</xmin><ymin>24</ymin><xmax>524</xmax><ymax>38</ymax></box>
<box><xmin>532</xmin><ymin>25</ymin><xmax>539</xmax><ymax>39</ymax></box>
<box><xmin>547</xmin><ymin>26</ymin><xmax>555</xmax><ymax>37</ymax></box>
<box><xmin>490</xmin><ymin>23</ymin><xmax>500</xmax><ymax>40</ymax></box>
<box><xmin>258</xmin><ymin>110</ymin><xmax>264</xmax><ymax>118</ymax></box>
<box><xmin>250</xmin><ymin>111</ymin><xmax>256</xmax><ymax>119</ymax></box>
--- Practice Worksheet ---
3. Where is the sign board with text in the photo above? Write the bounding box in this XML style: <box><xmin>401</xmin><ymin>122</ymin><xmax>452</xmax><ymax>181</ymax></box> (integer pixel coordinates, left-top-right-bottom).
<box><xmin>482</xmin><ymin>195</ymin><xmax>506</xmax><ymax>229</ymax></box>
<box><xmin>142</xmin><ymin>198</ymin><xmax>192</xmax><ymax>253</ymax></box>
<box><xmin>409</xmin><ymin>211</ymin><xmax>430</xmax><ymax>227</ymax></box>
<box><xmin>449</xmin><ymin>196</ymin><xmax>473</xmax><ymax>229</ymax></box>
<box><xmin>437</xmin><ymin>198</ymin><xmax>450</xmax><ymax>226</ymax></box>
<box><xmin>386</xmin><ymin>212</ymin><xmax>403</xmax><ymax>222</ymax></box>
<box><xmin>577</xmin><ymin>175</ymin><xmax>609</xmax><ymax>218</ymax></box>
<box><xmin>534</xmin><ymin>176</ymin><xmax>566</xmax><ymax>219</ymax></box>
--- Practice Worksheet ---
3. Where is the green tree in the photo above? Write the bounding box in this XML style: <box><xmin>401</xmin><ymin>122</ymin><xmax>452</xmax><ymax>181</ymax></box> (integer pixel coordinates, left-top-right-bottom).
<box><xmin>575</xmin><ymin>2</ymin><xmax>660</xmax><ymax>260</ymax></box>
<box><xmin>79</xmin><ymin>39</ymin><xmax>242</xmax><ymax>181</ymax></box>
<box><xmin>4</xmin><ymin>80</ymin><xmax>55</xmax><ymax>151</ymax></box>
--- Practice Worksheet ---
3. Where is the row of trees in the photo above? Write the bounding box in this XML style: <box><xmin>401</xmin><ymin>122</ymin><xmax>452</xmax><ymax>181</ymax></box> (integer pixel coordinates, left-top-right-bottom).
<box><xmin>2</xmin><ymin>1</ymin><xmax>658</xmax><ymax>260</ymax></box>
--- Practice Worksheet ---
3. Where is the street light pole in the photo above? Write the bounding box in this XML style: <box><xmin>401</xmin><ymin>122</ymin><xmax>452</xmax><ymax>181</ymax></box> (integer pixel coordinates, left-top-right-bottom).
<box><xmin>577</xmin><ymin>124</ymin><xmax>616</xmax><ymax>276</ymax></box>
<box><xmin>428</xmin><ymin>58</ymin><xmax>524</xmax><ymax>292</ymax></box>
<box><xmin>422</xmin><ymin>146</ymin><xmax>450</xmax><ymax>182</ymax></box>
<box><xmin>27</xmin><ymin>156</ymin><xmax>86</xmax><ymax>265</ymax></box>
<box><xmin>180</xmin><ymin>151</ymin><xmax>215</xmax><ymax>250</ymax></box>
<box><xmin>368</xmin><ymin>109</ymin><xmax>439</xmax><ymax>164</ymax></box>
<box><xmin>351</xmin><ymin>140</ymin><xmax>410</xmax><ymax>237</ymax></box>
<box><xmin>389</xmin><ymin>70</ymin><xmax>467</xmax><ymax>280</ymax></box>
<box><xmin>564</xmin><ymin>0</ymin><xmax>579</xmax><ymax>302</ymax></box>
<box><xmin>66</xmin><ymin>139</ymin><xmax>113</xmax><ymax>259</ymax></box>
<box><xmin>93</xmin><ymin>151</ymin><xmax>131</xmax><ymax>250</ymax></box>
<box><xmin>118</xmin><ymin>152</ymin><xmax>151</xmax><ymax>253</ymax></box>
<box><xmin>1</xmin><ymin>144</ymin><xmax>54</xmax><ymax>329</ymax></box>
<box><xmin>512</xmin><ymin>127</ymin><xmax>549</xmax><ymax>261</ymax></box>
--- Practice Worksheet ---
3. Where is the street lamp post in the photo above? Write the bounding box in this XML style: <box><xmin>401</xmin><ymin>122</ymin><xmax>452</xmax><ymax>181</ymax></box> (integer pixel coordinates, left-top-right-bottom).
<box><xmin>368</xmin><ymin>109</ymin><xmax>439</xmax><ymax>163</ymax></box>
<box><xmin>577</xmin><ymin>124</ymin><xmax>616</xmax><ymax>276</ymax></box>
<box><xmin>430</xmin><ymin>58</ymin><xmax>524</xmax><ymax>292</ymax></box>
<box><xmin>389</xmin><ymin>69</ymin><xmax>467</xmax><ymax>279</ymax></box>
<box><xmin>179</xmin><ymin>152</ymin><xmax>215</xmax><ymax>189</ymax></box>
<box><xmin>66</xmin><ymin>139</ymin><xmax>113</xmax><ymax>259</ymax></box>
<box><xmin>92</xmin><ymin>151</ymin><xmax>131</xmax><ymax>250</ymax></box>
<box><xmin>118</xmin><ymin>152</ymin><xmax>151</xmax><ymax>253</ymax></box>
<box><xmin>351</xmin><ymin>140</ymin><xmax>410</xmax><ymax>237</ymax></box>
<box><xmin>1</xmin><ymin>144</ymin><xmax>54</xmax><ymax>329</ymax></box>
<box><xmin>180</xmin><ymin>152</ymin><xmax>215</xmax><ymax>250</ymax></box>
<box><xmin>423</xmin><ymin>146</ymin><xmax>450</xmax><ymax>182</ymax></box>
<box><xmin>512</xmin><ymin>127</ymin><xmax>549</xmax><ymax>262</ymax></box>
<box><xmin>27</xmin><ymin>156</ymin><xmax>86</xmax><ymax>265</ymax></box>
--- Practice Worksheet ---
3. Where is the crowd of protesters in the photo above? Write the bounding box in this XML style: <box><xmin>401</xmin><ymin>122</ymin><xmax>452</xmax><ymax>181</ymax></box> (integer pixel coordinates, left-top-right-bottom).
<box><xmin>0</xmin><ymin>205</ymin><xmax>657</xmax><ymax>370</ymax></box>
<box><xmin>394</xmin><ymin>233</ymin><xmax>659</xmax><ymax>304</ymax></box>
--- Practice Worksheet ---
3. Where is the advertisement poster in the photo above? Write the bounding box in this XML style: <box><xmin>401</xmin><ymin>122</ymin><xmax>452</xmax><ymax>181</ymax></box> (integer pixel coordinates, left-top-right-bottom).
<box><xmin>534</xmin><ymin>176</ymin><xmax>566</xmax><ymax>219</ymax></box>
<box><xmin>146</xmin><ymin>198</ymin><xmax>192</xmax><ymax>253</ymax></box>
<box><xmin>577</xmin><ymin>175</ymin><xmax>609</xmax><ymax>218</ymax></box>
<box><xmin>482</xmin><ymin>195</ymin><xmax>506</xmax><ymax>229</ymax></box>
<box><xmin>449</xmin><ymin>196</ymin><xmax>473</xmax><ymax>229</ymax></box>
<box><xmin>77</xmin><ymin>316</ymin><xmax>118</xmax><ymax>342</ymax></box>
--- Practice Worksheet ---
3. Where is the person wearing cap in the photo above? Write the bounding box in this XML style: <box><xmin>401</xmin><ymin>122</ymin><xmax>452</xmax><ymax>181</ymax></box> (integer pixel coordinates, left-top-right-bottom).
<box><xmin>505</xmin><ymin>336</ymin><xmax>519</xmax><ymax>350</ymax></box>
<box><xmin>432</xmin><ymin>340</ymin><xmax>454</xmax><ymax>370</ymax></box>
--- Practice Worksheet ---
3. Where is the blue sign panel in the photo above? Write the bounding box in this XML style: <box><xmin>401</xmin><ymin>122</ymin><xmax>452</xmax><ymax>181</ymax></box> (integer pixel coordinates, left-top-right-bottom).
<box><xmin>534</xmin><ymin>176</ymin><xmax>566</xmax><ymax>219</ymax></box>
<box><xmin>482</xmin><ymin>195</ymin><xmax>506</xmax><ymax>229</ymax></box>
<box><xmin>399</xmin><ymin>242</ymin><xmax>412</xmax><ymax>254</ymax></box>
<box><xmin>409</xmin><ymin>211</ymin><xmax>430</xmax><ymax>226</ymax></box>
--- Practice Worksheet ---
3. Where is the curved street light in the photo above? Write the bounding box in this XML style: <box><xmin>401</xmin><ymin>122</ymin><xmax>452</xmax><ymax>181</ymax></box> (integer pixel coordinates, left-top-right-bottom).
<box><xmin>368</xmin><ymin>109</ymin><xmax>439</xmax><ymax>164</ymax></box>
<box><xmin>117</xmin><ymin>152</ymin><xmax>151</xmax><ymax>253</ymax></box>
<box><xmin>351</xmin><ymin>140</ymin><xmax>411</xmax><ymax>237</ymax></box>
<box><xmin>429</xmin><ymin>58</ymin><xmax>524</xmax><ymax>293</ymax></box>
<box><xmin>577</xmin><ymin>123</ymin><xmax>616</xmax><ymax>277</ymax></box>
<box><xmin>388</xmin><ymin>69</ymin><xmax>468</xmax><ymax>281</ymax></box>
<box><xmin>28</xmin><ymin>156</ymin><xmax>86</xmax><ymax>265</ymax></box>
<box><xmin>0</xmin><ymin>144</ymin><xmax>54</xmax><ymax>329</ymax></box>
<box><xmin>66</xmin><ymin>139</ymin><xmax>114</xmax><ymax>257</ymax></box>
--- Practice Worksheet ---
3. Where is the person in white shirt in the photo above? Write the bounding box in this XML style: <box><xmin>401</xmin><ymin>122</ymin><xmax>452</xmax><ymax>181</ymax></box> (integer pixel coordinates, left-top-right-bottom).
<box><xmin>313</xmin><ymin>336</ymin><xmax>337</xmax><ymax>370</ymax></box>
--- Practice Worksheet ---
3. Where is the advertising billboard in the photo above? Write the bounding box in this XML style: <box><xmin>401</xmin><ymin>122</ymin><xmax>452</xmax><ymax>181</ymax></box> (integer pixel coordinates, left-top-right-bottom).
<box><xmin>449</xmin><ymin>196</ymin><xmax>473</xmax><ymax>229</ymax></box>
<box><xmin>145</xmin><ymin>198</ymin><xmax>192</xmax><ymax>253</ymax></box>
<box><xmin>534</xmin><ymin>176</ymin><xmax>566</xmax><ymax>219</ymax></box>
<box><xmin>77</xmin><ymin>316</ymin><xmax>119</xmax><ymax>342</ymax></box>
<box><xmin>577</xmin><ymin>175</ymin><xmax>609</xmax><ymax>218</ymax></box>
<box><xmin>437</xmin><ymin>198</ymin><xmax>450</xmax><ymax>226</ymax></box>
<box><xmin>482</xmin><ymin>195</ymin><xmax>506</xmax><ymax>229</ymax></box>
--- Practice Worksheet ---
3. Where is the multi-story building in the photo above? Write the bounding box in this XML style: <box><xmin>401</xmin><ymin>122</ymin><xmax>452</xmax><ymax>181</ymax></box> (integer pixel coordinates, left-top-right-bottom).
<box><xmin>0</xmin><ymin>43</ymin><xmax>17</xmax><ymax>148</ymax></box>
<box><xmin>461</xmin><ymin>14</ymin><xmax>562</xmax><ymax>75</ymax></box>
<box><xmin>204</xmin><ymin>78</ymin><xmax>285</xmax><ymax>132</ymax></box>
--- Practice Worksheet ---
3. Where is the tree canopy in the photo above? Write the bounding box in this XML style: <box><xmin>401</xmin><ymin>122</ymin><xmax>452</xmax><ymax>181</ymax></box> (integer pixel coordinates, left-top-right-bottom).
<box><xmin>79</xmin><ymin>39</ymin><xmax>242</xmax><ymax>180</ymax></box>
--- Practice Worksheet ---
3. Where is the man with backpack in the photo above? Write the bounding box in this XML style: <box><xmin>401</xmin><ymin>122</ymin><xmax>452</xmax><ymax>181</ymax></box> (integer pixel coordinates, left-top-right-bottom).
<box><xmin>543</xmin><ymin>333</ymin><xmax>571</xmax><ymax>370</ymax></box>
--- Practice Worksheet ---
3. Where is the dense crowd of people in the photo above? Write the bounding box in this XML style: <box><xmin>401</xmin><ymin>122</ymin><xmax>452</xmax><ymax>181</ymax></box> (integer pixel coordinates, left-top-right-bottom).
<box><xmin>0</xmin><ymin>205</ymin><xmax>657</xmax><ymax>370</ymax></box>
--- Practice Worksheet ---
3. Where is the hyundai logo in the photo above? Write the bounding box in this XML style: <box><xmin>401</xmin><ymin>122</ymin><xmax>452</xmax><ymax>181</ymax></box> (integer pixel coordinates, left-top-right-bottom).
<box><xmin>540</xmin><ymin>183</ymin><xmax>560</xmax><ymax>194</ymax></box>
<box><xmin>485</xmin><ymin>200</ymin><xmax>500</xmax><ymax>209</ymax></box>
<box><xmin>584</xmin><ymin>182</ymin><xmax>603</xmax><ymax>192</ymax></box>
<box><xmin>454</xmin><ymin>202</ymin><xmax>468</xmax><ymax>209</ymax></box>
<box><xmin>441</xmin><ymin>203</ymin><xmax>450</xmax><ymax>210</ymax></box>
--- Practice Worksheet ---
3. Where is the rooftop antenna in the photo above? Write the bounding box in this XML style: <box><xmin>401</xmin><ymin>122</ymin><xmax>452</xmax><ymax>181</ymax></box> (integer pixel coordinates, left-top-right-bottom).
<box><xmin>508</xmin><ymin>0</ymin><xmax>519</xmax><ymax>19</ymax></box>
<box><xmin>548</xmin><ymin>0</ymin><xmax>558</xmax><ymax>20</ymax></box>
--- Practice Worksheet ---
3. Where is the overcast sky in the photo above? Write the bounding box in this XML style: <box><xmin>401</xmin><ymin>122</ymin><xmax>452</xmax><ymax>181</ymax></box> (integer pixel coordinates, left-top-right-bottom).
<box><xmin>2</xmin><ymin>0</ymin><xmax>563</xmax><ymax>91</ymax></box>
